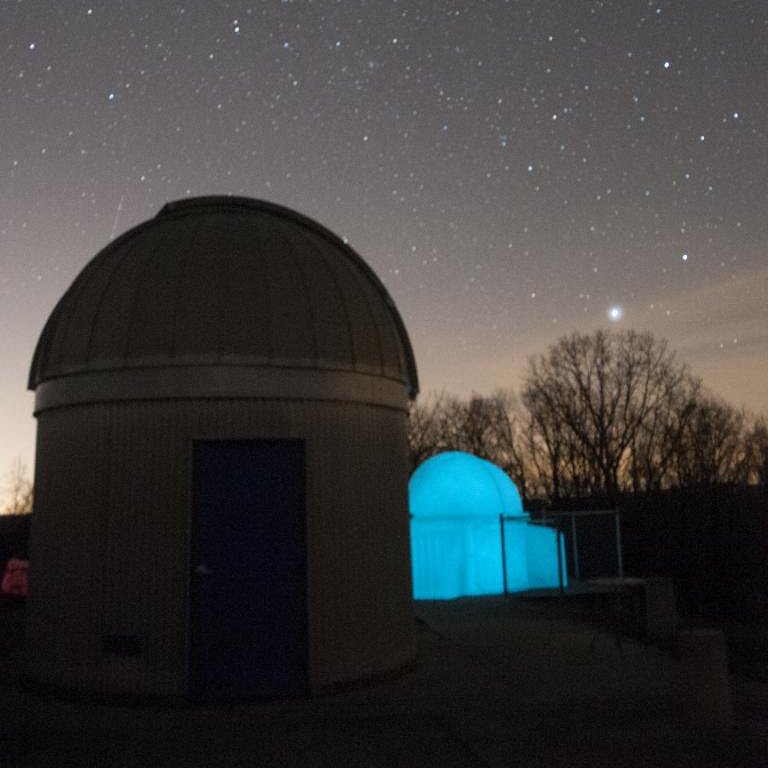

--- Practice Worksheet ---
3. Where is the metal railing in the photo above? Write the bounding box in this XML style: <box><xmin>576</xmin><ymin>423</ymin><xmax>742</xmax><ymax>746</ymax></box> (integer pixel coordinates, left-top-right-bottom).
<box><xmin>498</xmin><ymin>513</ymin><xmax>561</xmax><ymax>596</ymax></box>
<box><xmin>540</xmin><ymin>509</ymin><xmax>624</xmax><ymax>583</ymax></box>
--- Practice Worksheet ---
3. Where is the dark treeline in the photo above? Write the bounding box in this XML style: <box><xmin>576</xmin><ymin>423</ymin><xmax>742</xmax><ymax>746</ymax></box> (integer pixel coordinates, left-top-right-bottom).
<box><xmin>409</xmin><ymin>329</ymin><xmax>768</xmax><ymax>503</ymax></box>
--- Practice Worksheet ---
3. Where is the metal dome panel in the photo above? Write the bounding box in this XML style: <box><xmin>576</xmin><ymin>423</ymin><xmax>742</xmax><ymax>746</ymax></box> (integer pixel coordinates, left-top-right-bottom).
<box><xmin>29</xmin><ymin>197</ymin><xmax>418</xmax><ymax>396</ymax></box>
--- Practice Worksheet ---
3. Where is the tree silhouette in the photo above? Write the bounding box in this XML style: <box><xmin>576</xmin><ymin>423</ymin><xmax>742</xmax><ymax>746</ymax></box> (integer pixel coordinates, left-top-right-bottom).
<box><xmin>2</xmin><ymin>457</ymin><xmax>33</xmax><ymax>516</ymax></box>
<box><xmin>522</xmin><ymin>329</ymin><xmax>694</xmax><ymax>503</ymax></box>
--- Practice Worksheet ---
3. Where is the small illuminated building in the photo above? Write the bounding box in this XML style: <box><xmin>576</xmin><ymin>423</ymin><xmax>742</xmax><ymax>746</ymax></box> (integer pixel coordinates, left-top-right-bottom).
<box><xmin>410</xmin><ymin>451</ymin><xmax>565</xmax><ymax>599</ymax></box>
<box><xmin>27</xmin><ymin>196</ymin><xmax>418</xmax><ymax>700</ymax></box>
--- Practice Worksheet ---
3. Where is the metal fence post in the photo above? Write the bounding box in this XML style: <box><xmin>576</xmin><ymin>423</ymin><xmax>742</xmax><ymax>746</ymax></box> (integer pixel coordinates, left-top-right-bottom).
<box><xmin>615</xmin><ymin>508</ymin><xmax>624</xmax><ymax>579</ymax></box>
<box><xmin>570</xmin><ymin>513</ymin><xmax>580</xmax><ymax>581</ymax></box>
<box><xmin>556</xmin><ymin>523</ymin><xmax>564</xmax><ymax>598</ymax></box>
<box><xmin>499</xmin><ymin>514</ymin><xmax>508</xmax><ymax>598</ymax></box>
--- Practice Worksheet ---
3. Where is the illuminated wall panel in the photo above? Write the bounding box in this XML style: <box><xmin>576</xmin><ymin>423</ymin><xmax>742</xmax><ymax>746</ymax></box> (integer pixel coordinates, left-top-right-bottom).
<box><xmin>524</xmin><ymin>524</ymin><xmax>566</xmax><ymax>590</ymax></box>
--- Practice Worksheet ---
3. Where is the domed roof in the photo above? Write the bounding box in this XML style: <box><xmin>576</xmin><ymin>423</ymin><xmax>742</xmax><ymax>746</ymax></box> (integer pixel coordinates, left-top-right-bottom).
<box><xmin>29</xmin><ymin>196</ymin><xmax>418</xmax><ymax>395</ymax></box>
<box><xmin>410</xmin><ymin>451</ymin><xmax>524</xmax><ymax>518</ymax></box>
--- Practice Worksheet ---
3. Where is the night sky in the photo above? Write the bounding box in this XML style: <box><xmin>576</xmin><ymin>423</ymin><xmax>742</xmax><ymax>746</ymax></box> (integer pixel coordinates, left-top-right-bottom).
<box><xmin>2</xmin><ymin>1</ymin><xmax>767</xmax><ymax>495</ymax></box>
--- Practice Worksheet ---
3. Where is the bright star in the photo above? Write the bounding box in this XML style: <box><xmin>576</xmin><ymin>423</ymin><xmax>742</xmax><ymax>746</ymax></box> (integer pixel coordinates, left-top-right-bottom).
<box><xmin>608</xmin><ymin>305</ymin><xmax>623</xmax><ymax>322</ymax></box>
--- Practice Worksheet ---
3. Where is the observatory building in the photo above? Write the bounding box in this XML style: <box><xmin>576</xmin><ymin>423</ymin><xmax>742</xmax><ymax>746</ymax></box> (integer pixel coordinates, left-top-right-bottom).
<box><xmin>410</xmin><ymin>451</ymin><xmax>565</xmax><ymax>599</ymax></box>
<box><xmin>27</xmin><ymin>196</ymin><xmax>418</xmax><ymax>700</ymax></box>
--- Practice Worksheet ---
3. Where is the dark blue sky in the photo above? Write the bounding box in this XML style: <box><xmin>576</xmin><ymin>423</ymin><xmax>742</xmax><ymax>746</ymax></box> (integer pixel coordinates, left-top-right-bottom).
<box><xmin>2</xmin><ymin>1</ymin><xmax>767</xmax><ymax>493</ymax></box>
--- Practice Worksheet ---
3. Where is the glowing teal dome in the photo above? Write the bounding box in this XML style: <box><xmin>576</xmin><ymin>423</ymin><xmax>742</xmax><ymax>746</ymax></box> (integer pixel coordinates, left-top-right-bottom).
<box><xmin>409</xmin><ymin>451</ymin><xmax>523</xmax><ymax>518</ymax></box>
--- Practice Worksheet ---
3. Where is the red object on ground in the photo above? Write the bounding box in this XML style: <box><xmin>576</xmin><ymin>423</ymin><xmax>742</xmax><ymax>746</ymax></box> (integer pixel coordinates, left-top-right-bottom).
<box><xmin>1</xmin><ymin>557</ymin><xmax>28</xmax><ymax>598</ymax></box>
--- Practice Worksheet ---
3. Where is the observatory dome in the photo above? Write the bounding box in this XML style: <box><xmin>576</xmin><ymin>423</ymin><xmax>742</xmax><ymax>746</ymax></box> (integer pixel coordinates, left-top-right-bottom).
<box><xmin>28</xmin><ymin>196</ymin><xmax>418</xmax><ymax>699</ymax></box>
<box><xmin>409</xmin><ymin>451</ymin><xmax>524</xmax><ymax>519</ymax></box>
<box><xmin>29</xmin><ymin>196</ymin><xmax>418</xmax><ymax>396</ymax></box>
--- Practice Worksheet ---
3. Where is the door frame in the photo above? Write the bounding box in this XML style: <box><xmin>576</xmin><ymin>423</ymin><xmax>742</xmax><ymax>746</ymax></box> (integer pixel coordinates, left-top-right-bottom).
<box><xmin>185</xmin><ymin>436</ymin><xmax>309</xmax><ymax>700</ymax></box>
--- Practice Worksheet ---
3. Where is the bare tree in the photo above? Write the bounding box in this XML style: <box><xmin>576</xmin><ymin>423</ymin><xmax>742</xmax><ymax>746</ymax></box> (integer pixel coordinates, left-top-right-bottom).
<box><xmin>628</xmin><ymin>374</ymin><xmax>701</xmax><ymax>492</ymax></box>
<box><xmin>738</xmin><ymin>414</ymin><xmax>768</xmax><ymax>487</ymax></box>
<box><xmin>462</xmin><ymin>389</ymin><xmax>530</xmax><ymax>497</ymax></box>
<box><xmin>409</xmin><ymin>329</ymin><xmax>759</xmax><ymax>506</ymax></box>
<box><xmin>2</xmin><ymin>457</ymin><xmax>33</xmax><ymax>515</ymax></box>
<box><xmin>671</xmin><ymin>394</ymin><xmax>747</xmax><ymax>487</ymax></box>
<box><xmin>407</xmin><ymin>393</ymin><xmax>443</xmax><ymax>471</ymax></box>
<box><xmin>522</xmin><ymin>329</ymin><xmax>694</xmax><ymax>503</ymax></box>
<box><xmin>407</xmin><ymin>390</ymin><xmax>468</xmax><ymax>470</ymax></box>
<box><xmin>407</xmin><ymin>389</ymin><xmax>531</xmax><ymax>495</ymax></box>
<box><xmin>523</xmin><ymin>386</ymin><xmax>591</xmax><ymax>500</ymax></box>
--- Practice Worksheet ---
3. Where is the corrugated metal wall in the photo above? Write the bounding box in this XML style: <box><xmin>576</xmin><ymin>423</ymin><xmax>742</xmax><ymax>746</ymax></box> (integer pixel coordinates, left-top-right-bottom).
<box><xmin>28</xmin><ymin>397</ymin><xmax>413</xmax><ymax>697</ymax></box>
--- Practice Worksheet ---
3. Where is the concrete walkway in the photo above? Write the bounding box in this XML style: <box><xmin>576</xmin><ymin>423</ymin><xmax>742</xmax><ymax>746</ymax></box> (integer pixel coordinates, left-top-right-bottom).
<box><xmin>1</xmin><ymin>597</ymin><xmax>767</xmax><ymax>767</ymax></box>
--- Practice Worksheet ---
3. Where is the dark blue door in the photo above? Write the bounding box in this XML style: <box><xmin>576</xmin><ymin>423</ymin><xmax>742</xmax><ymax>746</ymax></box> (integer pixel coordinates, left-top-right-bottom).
<box><xmin>189</xmin><ymin>439</ymin><xmax>307</xmax><ymax>701</ymax></box>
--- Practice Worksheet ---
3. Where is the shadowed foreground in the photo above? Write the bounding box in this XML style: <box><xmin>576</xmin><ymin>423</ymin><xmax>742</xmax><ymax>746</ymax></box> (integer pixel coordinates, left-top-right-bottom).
<box><xmin>1</xmin><ymin>596</ymin><xmax>766</xmax><ymax>767</ymax></box>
